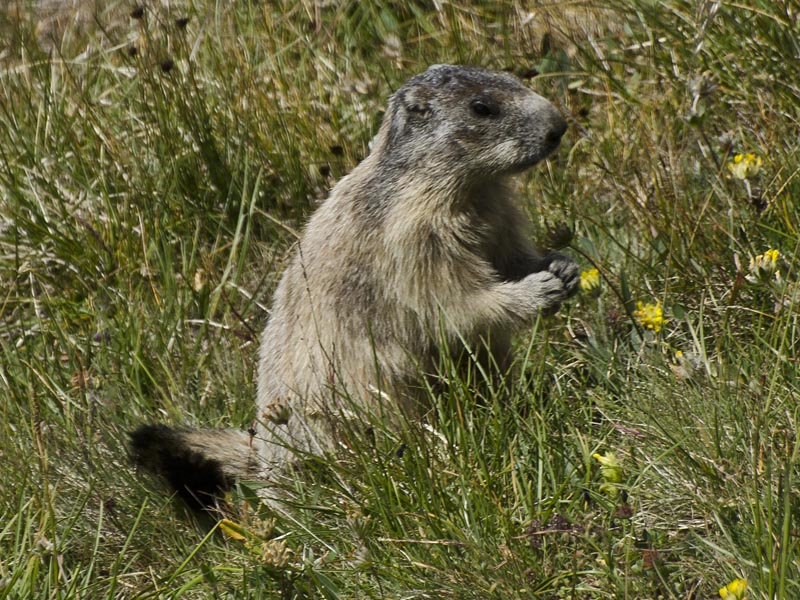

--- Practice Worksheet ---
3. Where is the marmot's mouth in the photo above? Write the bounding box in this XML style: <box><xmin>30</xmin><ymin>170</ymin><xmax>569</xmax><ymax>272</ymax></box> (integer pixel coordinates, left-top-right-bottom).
<box><xmin>514</xmin><ymin>141</ymin><xmax>561</xmax><ymax>172</ymax></box>
<box><xmin>511</xmin><ymin>158</ymin><xmax>541</xmax><ymax>173</ymax></box>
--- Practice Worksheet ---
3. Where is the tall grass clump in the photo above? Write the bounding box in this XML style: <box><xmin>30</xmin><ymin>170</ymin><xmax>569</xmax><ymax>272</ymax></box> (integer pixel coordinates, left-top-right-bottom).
<box><xmin>1</xmin><ymin>1</ymin><xmax>798</xmax><ymax>598</ymax></box>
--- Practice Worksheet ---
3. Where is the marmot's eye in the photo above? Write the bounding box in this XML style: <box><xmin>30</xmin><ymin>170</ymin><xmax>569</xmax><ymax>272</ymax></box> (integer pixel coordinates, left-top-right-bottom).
<box><xmin>470</xmin><ymin>99</ymin><xmax>498</xmax><ymax>118</ymax></box>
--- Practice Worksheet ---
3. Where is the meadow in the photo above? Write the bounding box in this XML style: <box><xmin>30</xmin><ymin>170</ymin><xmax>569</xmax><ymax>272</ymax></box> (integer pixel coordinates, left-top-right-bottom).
<box><xmin>1</xmin><ymin>1</ymin><xmax>798</xmax><ymax>598</ymax></box>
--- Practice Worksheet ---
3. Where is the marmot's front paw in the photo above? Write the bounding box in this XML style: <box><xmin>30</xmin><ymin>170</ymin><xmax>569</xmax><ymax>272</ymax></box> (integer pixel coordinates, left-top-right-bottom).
<box><xmin>515</xmin><ymin>259</ymin><xmax>577</xmax><ymax>314</ymax></box>
<box><xmin>545</xmin><ymin>253</ymin><xmax>579</xmax><ymax>299</ymax></box>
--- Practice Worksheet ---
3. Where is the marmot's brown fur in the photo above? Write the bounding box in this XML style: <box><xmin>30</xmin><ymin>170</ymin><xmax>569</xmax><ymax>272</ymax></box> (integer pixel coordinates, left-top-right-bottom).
<box><xmin>130</xmin><ymin>65</ymin><xmax>578</xmax><ymax>507</ymax></box>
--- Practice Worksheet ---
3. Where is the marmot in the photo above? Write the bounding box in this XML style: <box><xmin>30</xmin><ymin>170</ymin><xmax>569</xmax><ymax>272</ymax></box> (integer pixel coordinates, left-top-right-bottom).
<box><xmin>130</xmin><ymin>65</ymin><xmax>578</xmax><ymax>508</ymax></box>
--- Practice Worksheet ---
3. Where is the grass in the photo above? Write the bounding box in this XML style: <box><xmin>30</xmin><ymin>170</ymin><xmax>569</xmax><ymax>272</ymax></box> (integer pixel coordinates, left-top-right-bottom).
<box><xmin>1</xmin><ymin>0</ymin><xmax>799</xmax><ymax>598</ymax></box>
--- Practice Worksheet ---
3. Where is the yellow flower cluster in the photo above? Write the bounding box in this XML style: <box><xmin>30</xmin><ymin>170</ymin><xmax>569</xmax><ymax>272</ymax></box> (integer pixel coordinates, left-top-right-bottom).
<box><xmin>727</xmin><ymin>153</ymin><xmax>762</xmax><ymax>179</ymax></box>
<box><xmin>746</xmin><ymin>248</ymin><xmax>780</xmax><ymax>283</ymax></box>
<box><xmin>719</xmin><ymin>578</ymin><xmax>747</xmax><ymax>599</ymax></box>
<box><xmin>580</xmin><ymin>268</ymin><xmax>601</xmax><ymax>295</ymax></box>
<box><xmin>633</xmin><ymin>300</ymin><xmax>666</xmax><ymax>333</ymax></box>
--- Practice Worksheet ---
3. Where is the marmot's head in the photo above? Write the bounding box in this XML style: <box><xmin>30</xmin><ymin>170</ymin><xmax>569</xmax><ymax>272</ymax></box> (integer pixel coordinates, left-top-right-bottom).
<box><xmin>373</xmin><ymin>65</ymin><xmax>567</xmax><ymax>183</ymax></box>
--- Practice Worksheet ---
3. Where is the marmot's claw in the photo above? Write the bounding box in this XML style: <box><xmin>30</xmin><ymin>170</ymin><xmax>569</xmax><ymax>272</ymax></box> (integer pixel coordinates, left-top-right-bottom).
<box><xmin>546</xmin><ymin>253</ymin><xmax>580</xmax><ymax>298</ymax></box>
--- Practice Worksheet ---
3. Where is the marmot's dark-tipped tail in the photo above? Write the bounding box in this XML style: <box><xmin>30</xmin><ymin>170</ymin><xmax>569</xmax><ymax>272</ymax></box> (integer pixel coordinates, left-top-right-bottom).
<box><xmin>129</xmin><ymin>425</ymin><xmax>257</xmax><ymax>510</ymax></box>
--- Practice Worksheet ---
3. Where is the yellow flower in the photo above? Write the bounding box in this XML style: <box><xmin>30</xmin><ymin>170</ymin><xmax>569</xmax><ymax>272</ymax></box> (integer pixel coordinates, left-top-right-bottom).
<box><xmin>719</xmin><ymin>578</ymin><xmax>747</xmax><ymax>599</ymax></box>
<box><xmin>593</xmin><ymin>452</ymin><xmax>623</xmax><ymax>483</ymax></box>
<box><xmin>763</xmin><ymin>248</ymin><xmax>779</xmax><ymax>267</ymax></box>
<box><xmin>727</xmin><ymin>153</ymin><xmax>762</xmax><ymax>179</ymax></box>
<box><xmin>580</xmin><ymin>268</ymin><xmax>601</xmax><ymax>295</ymax></box>
<box><xmin>633</xmin><ymin>300</ymin><xmax>666</xmax><ymax>333</ymax></box>
<box><xmin>218</xmin><ymin>518</ymin><xmax>247</xmax><ymax>541</ymax></box>
<box><xmin>219</xmin><ymin>518</ymin><xmax>293</xmax><ymax>570</ymax></box>
<box><xmin>593</xmin><ymin>452</ymin><xmax>623</xmax><ymax>497</ymax></box>
<box><xmin>670</xmin><ymin>349</ymin><xmax>699</xmax><ymax>379</ymax></box>
<box><xmin>746</xmin><ymin>248</ymin><xmax>780</xmax><ymax>284</ymax></box>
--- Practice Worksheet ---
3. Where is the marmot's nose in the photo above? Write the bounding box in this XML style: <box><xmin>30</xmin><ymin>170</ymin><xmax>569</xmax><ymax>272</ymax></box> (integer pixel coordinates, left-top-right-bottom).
<box><xmin>546</xmin><ymin>115</ymin><xmax>568</xmax><ymax>144</ymax></box>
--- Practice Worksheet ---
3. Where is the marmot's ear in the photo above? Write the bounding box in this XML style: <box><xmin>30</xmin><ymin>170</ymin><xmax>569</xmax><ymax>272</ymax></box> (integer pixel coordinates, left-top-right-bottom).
<box><xmin>398</xmin><ymin>85</ymin><xmax>433</xmax><ymax>115</ymax></box>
